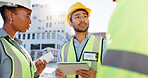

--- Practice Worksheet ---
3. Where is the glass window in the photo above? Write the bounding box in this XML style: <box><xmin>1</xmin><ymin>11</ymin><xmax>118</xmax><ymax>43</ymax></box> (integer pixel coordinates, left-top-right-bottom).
<box><xmin>38</xmin><ymin>27</ymin><xmax>41</xmax><ymax>30</ymax></box>
<box><xmin>46</xmin><ymin>23</ymin><xmax>48</xmax><ymax>27</ymax></box>
<box><xmin>33</xmin><ymin>16</ymin><xmax>37</xmax><ymax>19</ymax></box>
<box><xmin>32</xmin><ymin>33</ymin><xmax>35</xmax><ymax>39</ymax></box>
<box><xmin>52</xmin><ymin>33</ymin><xmax>56</xmax><ymax>39</ymax></box>
<box><xmin>42</xmin><ymin>44</ymin><xmax>55</xmax><ymax>49</ymax></box>
<box><xmin>32</xmin><ymin>5</ymin><xmax>35</xmax><ymax>7</ymax></box>
<box><xmin>49</xmin><ymin>30</ymin><xmax>52</xmax><ymax>32</ymax></box>
<box><xmin>50</xmin><ymin>22</ymin><xmax>52</xmax><ymax>27</ymax></box>
<box><xmin>50</xmin><ymin>16</ymin><xmax>52</xmax><ymax>20</ymax></box>
<box><xmin>31</xmin><ymin>44</ymin><xmax>40</xmax><ymax>50</ymax></box>
<box><xmin>18</xmin><ymin>34</ymin><xmax>21</xmax><ymax>39</ymax></box>
<box><xmin>46</xmin><ymin>16</ymin><xmax>48</xmax><ymax>20</ymax></box>
<box><xmin>37</xmin><ymin>33</ymin><xmax>40</xmax><ymax>39</ymax></box>
<box><xmin>53</xmin><ymin>30</ymin><xmax>56</xmax><ymax>32</ymax></box>
<box><xmin>42</xmin><ymin>33</ymin><xmax>45</xmax><ymax>39</ymax></box>
<box><xmin>57</xmin><ymin>30</ymin><xmax>60</xmax><ymax>32</ymax></box>
<box><xmin>27</xmin><ymin>34</ymin><xmax>30</xmax><ymax>39</ymax></box>
<box><xmin>23</xmin><ymin>34</ymin><xmax>25</xmax><ymax>40</ymax></box>
<box><xmin>62</xmin><ymin>30</ymin><xmax>64</xmax><ymax>33</ymax></box>
<box><xmin>24</xmin><ymin>44</ymin><xmax>26</xmax><ymax>48</ymax></box>
<box><xmin>47</xmin><ymin>33</ymin><xmax>50</xmax><ymax>39</ymax></box>
<box><xmin>38</xmin><ymin>20</ymin><xmax>41</xmax><ymax>22</ymax></box>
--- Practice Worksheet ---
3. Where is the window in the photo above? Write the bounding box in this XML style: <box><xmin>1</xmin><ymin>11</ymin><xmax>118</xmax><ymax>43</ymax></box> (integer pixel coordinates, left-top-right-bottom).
<box><xmin>27</xmin><ymin>34</ymin><xmax>30</xmax><ymax>39</ymax></box>
<box><xmin>18</xmin><ymin>34</ymin><xmax>21</xmax><ymax>39</ymax></box>
<box><xmin>37</xmin><ymin>33</ymin><xmax>40</xmax><ymax>39</ymax></box>
<box><xmin>32</xmin><ymin>5</ymin><xmax>35</xmax><ymax>7</ymax></box>
<box><xmin>52</xmin><ymin>33</ymin><xmax>56</xmax><ymax>39</ymax></box>
<box><xmin>53</xmin><ymin>30</ymin><xmax>56</xmax><ymax>32</ymax></box>
<box><xmin>38</xmin><ymin>20</ymin><xmax>41</xmax><ymax>22</ymax></box>
<box><xmin>38</xmin><ymin>27</ymin><xmax>41</xmax><ymax>30</ymax></box>
<box><xmin>46</xmin><ymin>23</ymin><xmax>48</xmax><ymax>27</ymax></box>
<box><xmin>36</xmin><ymin>4</ymin><xmax>38</xmax><ymax>7</ymax></box>
<box><xmin>46</xmin><ymin>16</ymin><xmax>48</xmax><ymax>20</ymax></box>
<box><xmin>50</xmin><ymin>22</ymin><xmax>52</xmax><ymax>27</ymax></box>
<box><xmin>57</xmin><ymin>30</ymin><xmax>60</xmax><ymax>32</ymax></box>
<box><xmin>42</xmin><ymin>33</ymin><xmax>45</xmax><ymax>39</ymax></box>
<box><xmin>24</xmin><ymin>44</ymin><xmax>26</xmax><ymax>48</ymax></box>
<box><xmin>50</xmin><ymin>16</ymin><xmax>52</xmax><ymax>20</ymax></box>
<box><xmin>47</xmin><ymin>33</ymin><xmax>50</xmax><ymax>39</ymax></box>
<box><xmin>31</xmin><ymin>44</ymin><xmax>40</xmax><ymax>50</ymax></box>
<box><xmin>62</xmin><ymin>30</ymin><xmax>64</xmax><ymax>33</ymax></box>
<box><xmin>23</xmin><ymin>34</ymin><xmax>25</xmax><ymax>40</ymax></box>
<box><xmin>32</xmin><ymin>33</ymin><xmax>35</xmax><ymax>39</ymax></box>
<box><xmin>42</xmin><ymin>44</ymin><xmax>55</xmax><ymax>49</ymax></box>
<box><xmin>33</xmin><ymin>16</ymin><xmax>37</xmax><ymax>19</ymax></box>
<box><xmin>49</xmin><ymin>30</ymin><xmax>52</xmax><ymax>32</ymax></box>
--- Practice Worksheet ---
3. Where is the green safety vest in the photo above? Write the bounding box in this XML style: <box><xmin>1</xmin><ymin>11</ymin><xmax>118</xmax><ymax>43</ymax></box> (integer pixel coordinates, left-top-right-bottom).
<box><xmin>98</xmin><ymin>0</ymin><xmax>148</xmax><ymax>78</ymax></box>
<box><xmin>0</xmin><ymin>37</ymin><xmax>34</xmax><ymax>78</ymax></box>
<box><xmin>61</xmin><ymin>35</ymin><xmax>103</xmax><ymax>78</ymax></box>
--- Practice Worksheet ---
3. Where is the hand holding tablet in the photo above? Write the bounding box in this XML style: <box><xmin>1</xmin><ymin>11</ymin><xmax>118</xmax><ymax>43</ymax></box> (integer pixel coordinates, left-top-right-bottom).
<box><xmin>57</xmin><ymin>62</ymin><xmax>89</xmax><ymax>75</ymax></box>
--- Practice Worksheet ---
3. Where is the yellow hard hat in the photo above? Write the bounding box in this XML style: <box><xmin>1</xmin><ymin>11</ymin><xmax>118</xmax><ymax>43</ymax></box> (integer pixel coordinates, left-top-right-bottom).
<box><xmin>66</xmin><ymin>2</ymin><xmax>91</xmax><ymax>23</ymax></box>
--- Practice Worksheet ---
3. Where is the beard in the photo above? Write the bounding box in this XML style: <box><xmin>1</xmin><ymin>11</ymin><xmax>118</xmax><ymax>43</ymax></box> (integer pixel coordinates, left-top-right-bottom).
<box><xmin>73</xmin><ymin>22</ymin><xmax>89</xmax><ymax>32</ymax></box>
<box><xmin>74</xmin><ymin>26</ymin><xmax>89</xmax><ymax>32</ymax></box>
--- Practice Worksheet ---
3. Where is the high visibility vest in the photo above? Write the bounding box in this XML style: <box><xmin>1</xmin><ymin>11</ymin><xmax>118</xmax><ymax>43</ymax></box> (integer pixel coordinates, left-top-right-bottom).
<box><xmin>0</xmin><ymin>37</ymin><xmax>34</xmax><ymax>78</ymax></box>
<box><xmin>98</xmin><ymin>0</ymin><xmax>148</xmax><ymax>77</ymax></box>
<box><xmin>61</xmin><ymin>35</ymin><xmax>103</xmax><ymax>78</ymax></box>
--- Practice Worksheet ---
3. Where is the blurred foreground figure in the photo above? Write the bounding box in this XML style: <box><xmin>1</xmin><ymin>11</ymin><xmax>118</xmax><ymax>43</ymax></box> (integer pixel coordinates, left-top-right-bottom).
<box><xmin>98</xmin><ymin>0</ymin><xmax>148</xmax><ymax>78</ymax></box>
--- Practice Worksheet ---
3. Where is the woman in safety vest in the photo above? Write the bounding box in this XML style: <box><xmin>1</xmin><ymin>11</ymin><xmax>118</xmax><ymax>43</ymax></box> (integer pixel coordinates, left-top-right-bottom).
<box><xmin>0</xmin><ymin>0</ymin><xmax>47</xmax><ymax>78</ymax></box>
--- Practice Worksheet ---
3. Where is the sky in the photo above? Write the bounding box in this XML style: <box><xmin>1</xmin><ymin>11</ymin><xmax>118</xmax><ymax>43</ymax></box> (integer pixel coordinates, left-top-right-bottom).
<box><xmin>0</xmin><ymin>0</ymin><xmax>117</xmax><ymax>33</ymax></box>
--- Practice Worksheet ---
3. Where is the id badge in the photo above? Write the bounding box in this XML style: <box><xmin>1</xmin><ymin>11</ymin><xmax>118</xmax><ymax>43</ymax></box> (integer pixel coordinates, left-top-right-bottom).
<box><xmin>83</xmin><ymin>52</ymin><xmax>98</xmax><ymax>62</ymax></box>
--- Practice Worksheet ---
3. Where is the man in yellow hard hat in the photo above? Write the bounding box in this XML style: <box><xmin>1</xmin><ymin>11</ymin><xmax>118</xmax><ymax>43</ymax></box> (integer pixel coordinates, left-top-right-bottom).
<box><xmin>97</xmin><ymin>0</ymin><xmax>148</xmax><ymax>78</ymax></box>
<box><xmin>55</xmin><ymin>2</ymin><xmax>105</xmax><ymax>78</ymax></box>
<box><xmin>0</xmin><ymin>0</ymin><xmax>47</xmax><ymax>78</ymax></box>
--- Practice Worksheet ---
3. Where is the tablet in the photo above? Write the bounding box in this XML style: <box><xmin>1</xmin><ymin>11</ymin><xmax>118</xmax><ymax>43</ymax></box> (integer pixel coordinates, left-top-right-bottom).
<box><xmin>57</xmin><ymin>62</ymin><xmax>89</xmax><ymax>75</ymax></box>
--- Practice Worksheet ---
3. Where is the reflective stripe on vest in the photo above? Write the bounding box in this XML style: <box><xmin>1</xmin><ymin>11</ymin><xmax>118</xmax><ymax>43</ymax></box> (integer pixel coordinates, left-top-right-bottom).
<box><xmin>0</xmin><ymin>38</ymin><xmax>34</xmax><ymax>78</ymax></box>
<box><xmin>0</xmin><ymin>38</ymin><xmax>22</xmax><ymax>78</ymax></box>
<box><xmin>61</xmin><ymin>35</ymin><xmax>103</xmax><ymax>78</ymax></box>
<box><xmin>103</xmin><ymin>50</ymin><xmax>148</xmax><ymax>75</ymax></box>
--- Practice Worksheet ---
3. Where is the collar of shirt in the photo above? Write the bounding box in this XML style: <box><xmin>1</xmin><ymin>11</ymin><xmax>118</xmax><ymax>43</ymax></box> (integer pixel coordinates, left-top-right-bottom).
<box><xmin>0</xmin><ymin>28</ymin><xmax>23</xmax><ymax>45</ymax></box>
<box><xmin>72</xmin><ymin>32</ymin><xmax>92</xmax><ymax>42</ymax></box>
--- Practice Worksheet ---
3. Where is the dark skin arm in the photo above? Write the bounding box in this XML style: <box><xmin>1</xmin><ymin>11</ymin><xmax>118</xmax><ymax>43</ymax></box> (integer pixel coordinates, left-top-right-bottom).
<box><xmin>55</xmin><ymin>68</ymin><xmax>66</xmax><ymax>78</ymax></box>
<box><xmin>75</xmin><ymin>67</ymin><xmax>96</xmax><ymax>78</ymax></box>
<box><xmin>35</xmin><ymin>59</ymin><xmax>47</xmax><ymax>76</ymax></box>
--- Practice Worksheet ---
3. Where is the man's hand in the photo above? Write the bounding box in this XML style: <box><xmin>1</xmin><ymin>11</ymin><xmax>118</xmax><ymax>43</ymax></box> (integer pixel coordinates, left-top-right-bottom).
<box><xmin>35</xmin><ymin>59</ymin><xmax>47</xmax><ymax>76</ymax></box>
<box><xmin>75</xmin><ymin>67</ymin><xmax>96</xmax><ymax>78</ymax></box>
<box><xmin>55</xmin><ymin>68</ymin><xmax>65</xmax><ymax>78</ymax></box>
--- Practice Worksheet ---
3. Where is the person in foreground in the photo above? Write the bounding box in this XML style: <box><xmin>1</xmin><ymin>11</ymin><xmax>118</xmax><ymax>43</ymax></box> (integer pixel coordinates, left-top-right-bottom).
<box><xmin>0</xmin><ymin>0</ymin><xmax>47</xmax><ymax>78</ymax></box>
<box><xmin>97</xmin><ymin>0</ymin><xmax>148</xmax><ymax>78</ymax></box>
<box><xmin>55</xmin><ymin>2</ymin><xmax>105</xmax><ymax>78</ymax></box>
